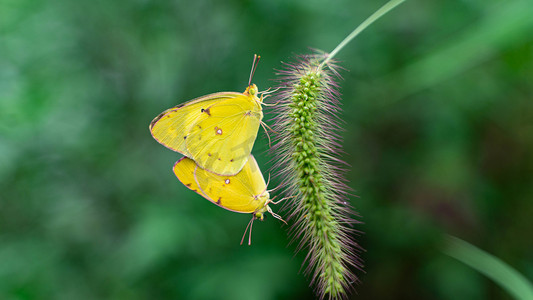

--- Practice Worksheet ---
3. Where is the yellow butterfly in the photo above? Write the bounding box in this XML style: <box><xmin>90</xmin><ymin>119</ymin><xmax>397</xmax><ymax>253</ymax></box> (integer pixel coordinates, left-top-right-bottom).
<box><xmin>173</xmin><ymin>154</ymin><xmax>285</xmax><ymax>244</ymax></box>
<box><xmin>150</xmin><ymin>55</ymin><xmax>266</xmax><ymax>176</ymax></box>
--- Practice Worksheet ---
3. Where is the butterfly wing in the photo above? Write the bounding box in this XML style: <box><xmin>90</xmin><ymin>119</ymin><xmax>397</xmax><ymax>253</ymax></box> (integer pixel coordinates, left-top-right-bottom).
<box><xmin>173</xmin><ymin>155</ymin><xmax>267</xmax><ymax>214</ymax></box>
<box><xmin>149</xmin><ymin>92</ymin><xmax>242</xmax><ymax>156</ymax></box>
<box><xmin>186</xmin><ymin>95</ymin><xmax>262</xmax><ymax>175</ymax></box>
<box><xmin>172</xmin><ymin>157</ymin><xmax>204</xmax><ymax>197</ymax></box>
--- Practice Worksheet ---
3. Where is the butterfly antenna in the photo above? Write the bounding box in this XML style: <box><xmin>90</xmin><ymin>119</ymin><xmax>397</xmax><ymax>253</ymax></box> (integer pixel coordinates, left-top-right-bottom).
<box><xmin>240</xmin><ymin>216</ymin><xmax>255</xmax><ymax>245</ymax></box>
<box><xmin>267</xmin><ymin>206</ymin><xmax>287</xmax><ymax>225</ymax></box>
<box><xmin>248</xmin><ymin>54</ymin><xmax>260</xmax><ymax>86</ymax></box>
<box><xmin>248</xmin><ymin>216</ymin><xmax>254</xmax><ymax>245</ymax></box>
<box><xmin>260</xmin><ymin>122</ymin><xmax>272</xmax><ymax>148</ymax></box>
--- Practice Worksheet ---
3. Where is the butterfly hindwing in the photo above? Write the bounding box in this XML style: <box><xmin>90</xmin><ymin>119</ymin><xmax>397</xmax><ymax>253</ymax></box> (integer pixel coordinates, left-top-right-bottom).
<box><xmin>186</xmin><ymin>95</ymin><xmax>262</xmax><ymax>176</ymax></box>
<box><xmin>173</xmin><ymin>155</ymin><xmax>267</xmax><ymax>214</ymax></box>
<box><xmin>172</xmin><ymin>157</ymin><xmax>203</xmax><ymax>197</ymax></box>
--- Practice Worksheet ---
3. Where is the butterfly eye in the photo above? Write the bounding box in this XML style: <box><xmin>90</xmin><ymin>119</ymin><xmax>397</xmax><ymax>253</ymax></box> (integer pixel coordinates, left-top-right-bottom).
<box><xmin>245</xmin><ymin>84</ymin><xmax>259</xmax><ymax>97</ymax></box>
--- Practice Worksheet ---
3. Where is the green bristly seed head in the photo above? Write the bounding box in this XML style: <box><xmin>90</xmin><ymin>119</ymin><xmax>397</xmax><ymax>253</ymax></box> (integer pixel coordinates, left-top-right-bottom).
<box><xmin>270</xmin><ymin>55</ymin><xmax>363</xmax><ymax>300</ymax></box>
<box><xmin>266</xmin><ymin>1</ymin><xmax>407</xmax><ymax>297</ymax></box>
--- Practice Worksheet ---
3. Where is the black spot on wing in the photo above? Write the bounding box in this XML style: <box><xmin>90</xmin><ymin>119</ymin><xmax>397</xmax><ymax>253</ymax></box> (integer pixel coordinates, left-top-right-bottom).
<box><xmin>216</xmin><ymin>197</ymin><xmax>222</xmax><ymax>204</ymax></box>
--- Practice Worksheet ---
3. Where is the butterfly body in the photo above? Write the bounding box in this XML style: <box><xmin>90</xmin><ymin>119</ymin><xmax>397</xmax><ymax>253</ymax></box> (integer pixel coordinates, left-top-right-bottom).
<box><xmin>150</xmin><ymin>84</ymin><xmax>263</xmax><ymax>176</ymax></box>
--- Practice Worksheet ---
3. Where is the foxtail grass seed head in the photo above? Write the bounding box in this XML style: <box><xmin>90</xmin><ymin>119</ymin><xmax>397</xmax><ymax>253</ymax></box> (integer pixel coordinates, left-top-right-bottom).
<box><xmin>269</xmin><ymin>54</ymin><xmax>363</xmax><ymax>299</ymax></box>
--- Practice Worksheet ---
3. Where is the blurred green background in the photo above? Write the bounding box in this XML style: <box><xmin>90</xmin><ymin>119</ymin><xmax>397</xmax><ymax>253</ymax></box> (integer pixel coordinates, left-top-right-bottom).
<box><xmin>1</xmin><ymin>0</ymin><xmax>533</xmax><ymax>299</ymax></box>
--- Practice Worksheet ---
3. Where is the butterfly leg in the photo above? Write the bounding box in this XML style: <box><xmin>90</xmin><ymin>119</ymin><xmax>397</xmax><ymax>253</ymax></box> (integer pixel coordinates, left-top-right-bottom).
<box><xmin>266</xmin><ymin>206</ymin><xmax>287</xmax><ymax>225</ymax></box>
<box><xmin>271</xmin><ymin>195</ymin><xmax>296</xmax><ymax>205</ymax></box>
<box><xmin>260</xmin><ymin>122</ymin><xmax>273</xmax><ymax>147</ymax></box>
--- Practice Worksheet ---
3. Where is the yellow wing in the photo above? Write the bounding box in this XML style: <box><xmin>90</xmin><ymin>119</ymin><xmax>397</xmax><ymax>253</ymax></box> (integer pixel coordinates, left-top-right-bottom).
<box><xmin>186</xmin><ymin>95</ymin><xmax>262</xmax><ymax>176</ymax></box>
<box><xmin>150</xmin><ymin>85</ymin><xmax>263</xmax><ymax>176</ymax></box>
<box><xmin>173</xmin><ymin>155</ymin><xmax>268</xmax><ymax>214</ymax></box>
<box><xmin>149</xmin><ymin>92</ymin><xmax>242</xmax><ymax>156</ymax></box>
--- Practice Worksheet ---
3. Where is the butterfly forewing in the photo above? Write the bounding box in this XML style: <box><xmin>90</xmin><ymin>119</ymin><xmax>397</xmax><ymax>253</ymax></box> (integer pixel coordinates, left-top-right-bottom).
<box><xmin>149</xmin><ymin>93</ymin><xmax>241</xmax><ymax>156</ymax></box>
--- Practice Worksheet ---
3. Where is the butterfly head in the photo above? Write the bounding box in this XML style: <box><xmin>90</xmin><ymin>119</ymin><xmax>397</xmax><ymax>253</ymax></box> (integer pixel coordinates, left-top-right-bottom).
<box><xmin>253</xmin><ymin>191</ymin><xmax>271</xmax><ymax>221</ymax></box>
<box><xmin>242</xmin><ymin>192</ymin><xmax>286</xmax><ymax>245</ymax></box>
<box><xmin>254</xmin><ymin>210</ymin><xmax>266</xmax><ymax>221</ymax></box>
<box><xmin>244</xmin><ymin>84</ymin><xmax>259</xmax><ymax>98</ymax></box>
<box><xmin>256</xmin><ymin>191</ymin><xmax>288</xmax><ymax>225</ymax></box>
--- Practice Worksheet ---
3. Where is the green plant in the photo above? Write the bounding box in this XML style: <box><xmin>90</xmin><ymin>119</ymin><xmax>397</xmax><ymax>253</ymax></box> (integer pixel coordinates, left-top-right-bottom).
<box><xmin>269</xmin><ymin>1</ymin><xmax>405</xmax><ymax>298</ymax></box>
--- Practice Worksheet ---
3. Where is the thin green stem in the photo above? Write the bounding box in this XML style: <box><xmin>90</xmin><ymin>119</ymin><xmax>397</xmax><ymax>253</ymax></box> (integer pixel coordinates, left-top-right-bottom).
<box><xmin>443</xmin><ymin>235</ymin><xmax>533</xmax><ymax>300</ymax></box>
<box><xmin>321</xmin><ymin>0</ymin><xmax>406</xmax><ymax>67</ymax></box>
